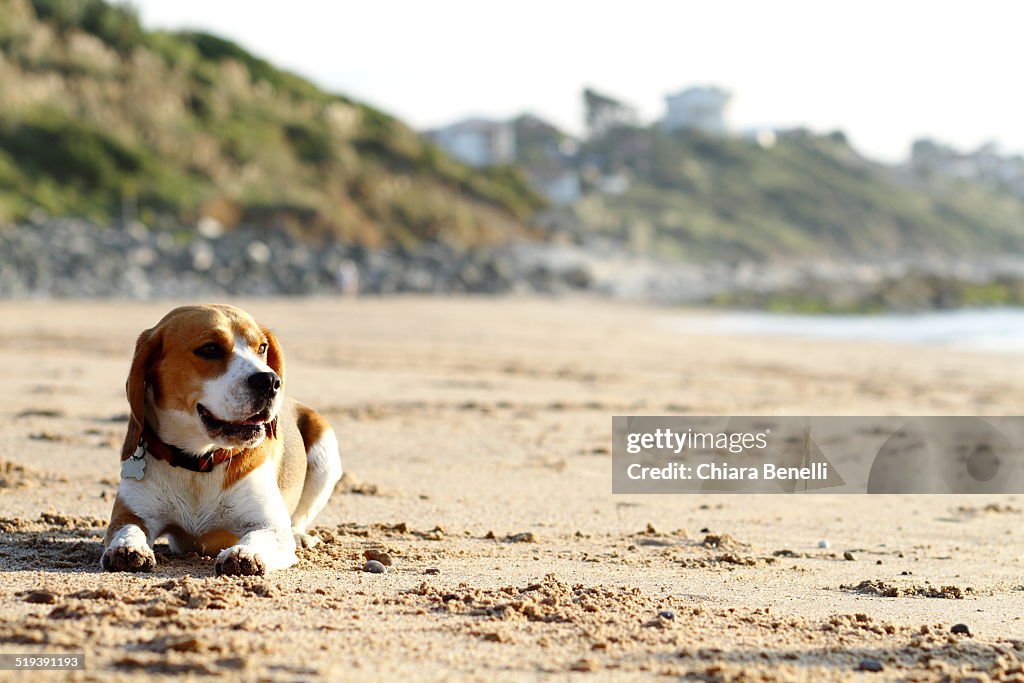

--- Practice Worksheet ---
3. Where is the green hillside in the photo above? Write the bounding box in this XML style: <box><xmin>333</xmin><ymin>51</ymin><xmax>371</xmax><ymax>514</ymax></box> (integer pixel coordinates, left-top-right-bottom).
<box><xmin>0</xmin><ymin>0</ymin><xmax>543</xmax><ymax>246</ymax></box>
<box><xmin>4</xmin><ymin>0</ymin><xmax>1022</xmax><ymax>262</ymax></box>
<box><xmin>567</xmin><ymin>127</ymin><xmax>1024</xmax><ymax>261</ymax></box>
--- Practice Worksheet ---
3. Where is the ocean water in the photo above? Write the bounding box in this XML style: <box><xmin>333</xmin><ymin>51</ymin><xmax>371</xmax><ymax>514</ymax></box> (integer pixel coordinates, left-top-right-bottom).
<box><xmin>691</xmin><ymin>308</ymin><xmax>1024</xmax><ymax>353</ymax></box>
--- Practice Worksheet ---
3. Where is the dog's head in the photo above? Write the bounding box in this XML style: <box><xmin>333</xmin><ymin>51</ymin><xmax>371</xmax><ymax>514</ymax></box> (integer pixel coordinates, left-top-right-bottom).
<box><xmin>121</xmin><ymin>304</ymin><xmax>285</xmax><ymax>458</ymax></box>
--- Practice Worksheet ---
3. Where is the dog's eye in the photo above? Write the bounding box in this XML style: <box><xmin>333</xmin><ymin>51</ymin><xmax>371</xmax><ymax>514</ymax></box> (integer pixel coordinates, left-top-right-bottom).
<box><xmin>194</xmin><ymin>343</ymin><xmax>225</xmax><ymax>360</ymax></box>
<box><xmin>257</xmin><ymin>343</ymin><xmax>268</xmax><ymax>355</ymax></box>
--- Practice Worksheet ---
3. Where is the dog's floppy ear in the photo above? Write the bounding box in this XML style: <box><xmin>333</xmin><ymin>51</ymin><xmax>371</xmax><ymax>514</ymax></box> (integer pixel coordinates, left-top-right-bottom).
<box><xmin>121</xmin><ymin>328</ymin><xmax>162</xmax><ymax>461</ymax></box>
<box><xmin>261</xmin><ymin>325</ymin><xmax>285</xmax><ymax>386</ymax></box>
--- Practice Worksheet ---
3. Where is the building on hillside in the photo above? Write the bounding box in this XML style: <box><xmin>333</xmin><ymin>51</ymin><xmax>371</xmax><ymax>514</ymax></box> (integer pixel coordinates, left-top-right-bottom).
<box><xmin>911</xmin><ymin>139</ymin><xmax>1024</xmax><ymax>197</ymax></box>
<box><xmin>661</xmin><ymin>86</ymin><xmax>731</xmax><ymax>135</ymax></box>
<box><xmin>511</xmin><ymin>113</ymin><xmax>583</xmax><ymax>205</ymax></box>
<box><xmin>596</xmin><ymin>170</ymin><xmax>631</xmax><ymax>195</ymax></box>
<box><xmin>427</xmin><ymin>118</ymin><xmax>516</xmax><ymax>167</ymax></box>
<box><xmin>513</xmin><ymin>114</ymin><xmax>575</xmax><ymax>165</ymax></box>
<box><xmin>528</xmin><ymin>167</ymin><xmax>582</xmax><ymax>205</ymax></box>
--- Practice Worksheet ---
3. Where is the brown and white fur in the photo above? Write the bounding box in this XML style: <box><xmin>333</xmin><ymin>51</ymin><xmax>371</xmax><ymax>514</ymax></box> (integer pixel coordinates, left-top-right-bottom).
<box><xmin>101</xmin><ymin>304</ymin><xmax>342</xmax><ymax>576</ymax></box>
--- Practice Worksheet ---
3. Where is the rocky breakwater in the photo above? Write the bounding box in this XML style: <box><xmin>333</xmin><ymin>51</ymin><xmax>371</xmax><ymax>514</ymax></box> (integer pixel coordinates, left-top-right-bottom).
<box><xmin>0</xmin><ymin>219</ymin><xmax>595</xmax><ymax>299</ymax></box>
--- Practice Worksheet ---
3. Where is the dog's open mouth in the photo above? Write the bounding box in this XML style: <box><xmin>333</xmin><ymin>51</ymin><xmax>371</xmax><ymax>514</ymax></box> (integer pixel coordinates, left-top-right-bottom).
<box><xmin>197</xmin><ymin>403</ymin><xmax>271</xmax><ymax>440</ymax></box>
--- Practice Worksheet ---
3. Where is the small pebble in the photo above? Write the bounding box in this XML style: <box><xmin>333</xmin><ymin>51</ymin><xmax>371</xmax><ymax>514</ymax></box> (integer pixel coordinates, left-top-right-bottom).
<box><xmin>818</xmin><ymin>540</ymin><xmax>830</xmax><ymax>549</ymax></box>
<box><xmin>843</xmin><ymin>551</ymin><xmax>856</xmax><ymax>561</ymax></box>
<box><xmin>363</xmin><ymin>549</ymin><xmax>393</xmax><ymax>566</ymax></box>
<box><xmin>424</xmin><ymin>567</ymin><xmax>440</xmax><ymax>575</ymax></box>
<box><xmin>858</xmin><ymin>658</ymin><xmax>884</xmax><ymax>672</ymax></box>
<box><xmin>951</xmin><ymin>623</ymin><xmax>972</xmax><ymax>636</ymax></box>
<box><xmin>24</xmin><ymin>590</ymin><xmax>58</xmax><ymax>604</ymax></box>
<box><xmin>166</xmin><ymin>636</ymin><xmax>202</xmax><ymax>653</ymax></box>
<box><xmin>570</xmin><ymin>658</ymin><xmax>598</xmax><ymax>672</ymax></box>
<box><xmin>363</xmin><ymin>560</ymin><xmax>387</xmax><ymax>574</ymax></box>
<box><xmin>658</xmin><ymin>610</ymin><xmax>676</xmax><ymax>620</ymax></box>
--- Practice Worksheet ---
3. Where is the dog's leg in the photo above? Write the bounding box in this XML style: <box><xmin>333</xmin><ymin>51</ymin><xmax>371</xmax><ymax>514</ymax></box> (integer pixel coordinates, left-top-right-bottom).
<box><xmin>101</xmin><ymin>498</ymin><xmax>156</xmax><ymax>572</ymax></box>
<box><xmin>290</xmin><ymin>428</ymin><xmax>342</xmax><ymax>549</ymax></box>
<box><xmin>216</xmin><ymin>463</ymin><xmax>298</xmax><ymax>576</ymax></box>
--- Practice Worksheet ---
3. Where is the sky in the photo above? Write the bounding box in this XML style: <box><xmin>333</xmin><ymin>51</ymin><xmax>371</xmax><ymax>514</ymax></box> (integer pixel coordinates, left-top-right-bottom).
<box><xmin>128</xmin><ymin>0</ymin><xmax>1024</xmax><ymax>163</ymax></box>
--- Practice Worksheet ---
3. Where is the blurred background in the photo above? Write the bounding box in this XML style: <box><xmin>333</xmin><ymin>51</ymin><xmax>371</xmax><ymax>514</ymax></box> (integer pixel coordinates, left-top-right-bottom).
<box><xmin>2</xmin><ymin>0</ymin><xmax>1024</xmax><ymax>345</ymax></box>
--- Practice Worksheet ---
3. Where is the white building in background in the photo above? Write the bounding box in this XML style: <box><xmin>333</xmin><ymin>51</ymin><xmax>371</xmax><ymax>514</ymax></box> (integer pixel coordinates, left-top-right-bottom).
<box><xmin>661</xmin><ymin>86</ymin><xmax>732</xmax><ymax>135</ymax></box>
<box><xmin>911</xmin><ymin>139</ymin><xmax>1024</xmax><ymax>197</ymax></box>
<box><xmin>596</xmin><ymin>170</ymin><xmax>630</xmax><ymax>195</ymax></box>
<box><xmin>529</xmin><ymin>169</ymin><xmax>582</xmax><ymax>205</ymax></box>
<box><xmin>428</xmin><ymin>118</ymin><xmax>516</xmax><ymax>167</ymax></box>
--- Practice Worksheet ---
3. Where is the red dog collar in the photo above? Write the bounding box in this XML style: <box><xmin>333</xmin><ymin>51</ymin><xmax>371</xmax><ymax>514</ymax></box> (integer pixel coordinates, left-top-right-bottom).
<box><xmin>137</xmin><ymin>420</ymin><xmax>275</xmax><ymax>473</ymax></box>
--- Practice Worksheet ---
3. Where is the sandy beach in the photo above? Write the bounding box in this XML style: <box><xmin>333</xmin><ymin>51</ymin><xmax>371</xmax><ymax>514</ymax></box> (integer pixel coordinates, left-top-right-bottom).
<box><xmin>1</xmin><ymin>297</ymin><xmax>1023</xmax><ymax>682</ymax></box>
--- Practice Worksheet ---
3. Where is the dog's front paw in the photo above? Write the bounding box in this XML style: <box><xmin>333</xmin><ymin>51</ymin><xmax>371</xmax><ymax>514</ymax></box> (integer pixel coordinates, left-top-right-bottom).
<box><xmin>101</xmin><ymin>543</ymin><xmax>156</xmax><ymax>573</ymax></box>
<box><xmin>215</xmin><ymin>546</ymin><xmax>266</xmax><ymax>576</ymax></box>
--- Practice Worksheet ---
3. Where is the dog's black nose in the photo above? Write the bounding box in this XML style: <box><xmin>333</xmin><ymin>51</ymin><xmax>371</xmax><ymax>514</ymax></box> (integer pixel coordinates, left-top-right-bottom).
<box><xmin>247</xmin><ymin>371</ymin><xmax>281</xmax><ymax>397</ymax></box>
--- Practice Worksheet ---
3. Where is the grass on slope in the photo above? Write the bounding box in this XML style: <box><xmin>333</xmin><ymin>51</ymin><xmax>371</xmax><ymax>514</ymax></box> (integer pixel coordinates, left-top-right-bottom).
<box><xmin>574</xmin><ymin>127</ymin><xmax>1024</xmax><ymax>261</ymax></box>
<box><xmin>0</xmin><ymin>0</ymin><xmax>543</xmax><ymax>247</ymax></box>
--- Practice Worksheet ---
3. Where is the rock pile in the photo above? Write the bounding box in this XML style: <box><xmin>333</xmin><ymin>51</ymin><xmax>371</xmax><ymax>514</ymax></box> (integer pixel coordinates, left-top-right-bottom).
<box><xmin>5</xmin><ymin>219</ymin><xmax>1024</xmax><ymax>311</ymax></box>
<box><xmin>0</xmin><ymin>219</ymin><xmax>593</xmax><ymax>299</ymax></box>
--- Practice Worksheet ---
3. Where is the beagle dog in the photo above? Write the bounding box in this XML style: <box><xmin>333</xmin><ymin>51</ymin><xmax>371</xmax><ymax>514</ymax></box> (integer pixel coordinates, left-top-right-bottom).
<box><xmin>101</xmin><ymin>304</ymin><xmax>342</xmax><ymax>575</ymax></box>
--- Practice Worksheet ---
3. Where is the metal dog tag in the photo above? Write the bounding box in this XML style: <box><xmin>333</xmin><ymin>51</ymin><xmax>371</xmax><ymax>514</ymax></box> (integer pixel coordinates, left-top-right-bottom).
<box><xmin>121</xmin><ymin>445</ymin><xmax>147</xmax><ymax>480</ymax></box>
